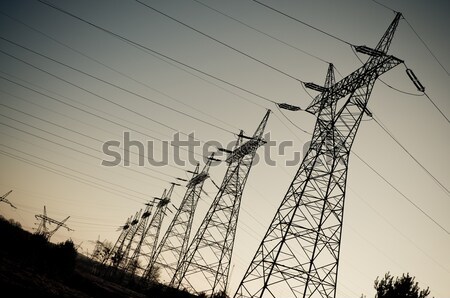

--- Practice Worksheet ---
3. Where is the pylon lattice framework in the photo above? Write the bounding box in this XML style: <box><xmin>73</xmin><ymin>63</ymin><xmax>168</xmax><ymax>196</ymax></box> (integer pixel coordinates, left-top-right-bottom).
<box><xmin>121</xmin><ymin>196</ymin><xmax>157</xmax><ymax>276</ymax></box>
<box><xmin>147</xmin><ymin>156</ymin><xmax>214</xmax><ymax>283</ymax></box>
<box><xmin>101</xmin><ymin>211</ymin><xmax>140</xmax><ymax>276</ymax></box>
<box><xmin>35</xmin><ymin>205</ymin><xmax>72</xmax><ymax>241</ymax></box>
<box><xmin>234</xmin><ymin>13</ymin><xmax>403</xmax><ymax>298</ymax></box>
<box><xmin>171</xmin><ymin>110</ymin><xmax>270</xmax><ymax>296</ymax></box>
<box><xmin>139</xmin><ymin>183</ymin><xmax>176</xmax><ymax>280</ymax></box>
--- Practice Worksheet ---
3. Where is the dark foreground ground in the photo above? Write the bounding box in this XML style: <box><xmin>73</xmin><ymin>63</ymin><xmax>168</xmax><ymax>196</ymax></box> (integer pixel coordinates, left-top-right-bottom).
<box><xmin>0</xmin><ymin>216</ymin><xmax>198</xmax><ymax>298</ymax></box>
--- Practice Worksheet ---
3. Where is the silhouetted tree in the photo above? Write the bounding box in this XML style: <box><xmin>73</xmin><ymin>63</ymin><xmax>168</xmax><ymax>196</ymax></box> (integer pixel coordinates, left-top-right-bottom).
<box><xmin>374</xmin><ymin>272</ymin><xmax>431</xmax><ymax>298</ymax></box>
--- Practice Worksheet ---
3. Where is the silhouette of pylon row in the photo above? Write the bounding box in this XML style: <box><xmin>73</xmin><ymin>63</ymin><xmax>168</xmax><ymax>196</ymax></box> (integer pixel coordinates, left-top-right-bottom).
<box><xmin>146</xmin><ymin>154</ymin><xmax>216</xmax><ymax>283</ymax></box>
<box><xmin>93</xmin><ymin>13</ymin><xmax>404</xmax><ymax>297</ymax></box>
<box><xmin>95</xmin><ymin>111</ymin><xmax>271</xmax><ymax>296</ymax></box>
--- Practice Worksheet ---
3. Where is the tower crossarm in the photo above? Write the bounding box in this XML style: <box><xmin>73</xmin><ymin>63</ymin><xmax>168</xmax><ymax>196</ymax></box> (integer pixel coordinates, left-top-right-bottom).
<box><xmin>187</xmin><ymin>171</ymin><xmax>209</xmax><ymax>188</ymax></box>
<box><xmin>306</xmin><ymin>54</ymin><xmax>402</xmax><ymax>115</ymax></box>
<box><xmin>225</xmin><ymin>138</ymin><xmax>266</xmax><ymax>163</ymax></box>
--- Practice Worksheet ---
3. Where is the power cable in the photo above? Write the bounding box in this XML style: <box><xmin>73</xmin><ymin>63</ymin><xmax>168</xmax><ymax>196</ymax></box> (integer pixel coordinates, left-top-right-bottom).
<box><xmin>0</xmin><ymin>102</ymin><xmax>179</xmax><ymax>181</ymax></box>
<box><xmin>0</xmin><ymin>117</ymin><xmax>173</xmax><ymax>189</ymax></box>
<box><xmin>0</xmin><ymin>149</ymin><xmax>145</xmax><ymax>204</ymax></box>
<box><xmin>0</xmin><ymin>74</ymin><xmax>208</xmax><ymax>160</ymax></box>
<box><xmin>37</xmin><ymin>0</ymin><xmax>278</xmax><ymax>105</ymax></box>
<box><xmin>372</xmin><ymin>115</ymin><xmax>450</xmax><ymax>195</ymax></box>
<box><xmin>191</xmin><ymin>0</ymin><xmax>330</xmax><ymax>64</ymax></box>
<box><xmin>423</xmin><ymin>91</ymin><xmax>450</xmax><ymax>124</ymax></box>
<box><xmin>250</xmin><ymin>0</ymin><xmax>353</xmax><ymax>46</ymax></box>
<box><xmin>0</xmin><ymin>36</ymin><xmax>236</xmax><ymax>136</ymax></box>
<box><xmin>368</xmin><ymin>0</ymin><xmax>449</xmax><ymax>76</ymax></box>
<box><xmin>404</xmin><ymin>18</ymin><xmax>449</xmax><ymax>76</ymax></box>
<box><xmin>275</xmin><ymin>105</ymin><xmax>311</xmax><ymax>135</ymax></box>
<box><xmin>353</xmin><ymin>151</ymin><xmax>450</xmax><ymax>235</ymax></box>
<box><xmin>351</xmin><ymin>46</ymin><xmax>424</xmax><ymax>96</ymax></box>
<box><xmin>0</xmin><ymin>10</ymin><xmax>240</xmax><ymax>132</ymax></box>
<box><xmin>135</xmin><ymin>0</ymin><xmax>305</xmax><ymax>83</ymax></box>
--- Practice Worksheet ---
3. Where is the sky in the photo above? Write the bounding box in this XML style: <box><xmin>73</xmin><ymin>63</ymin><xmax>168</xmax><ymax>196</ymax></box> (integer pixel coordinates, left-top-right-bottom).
<box><xmin>0</xmin><ymin>0</ymin><xmax>449</xmax><ymax>297</ymax></box>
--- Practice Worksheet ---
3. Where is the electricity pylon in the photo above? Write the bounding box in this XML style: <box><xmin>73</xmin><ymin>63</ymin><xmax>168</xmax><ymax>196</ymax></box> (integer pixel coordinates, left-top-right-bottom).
<box><xmin>0</xmin><ymin>190</ymin><xmax>16</xmax><ymax>209</ymax></box>
<box><xmin>139</xmin><ymin>183</ymin><xmax>177</xmax><ymax>280</ymax></box>
<box><xmin>148</xmin><ymin>155</ymin><xmax>216</xmax><ymax>283</ymax></box>
<box><xmin>234</xmin><ymin>13</ymin><xmax>403</xmax><ymax>298</ymax></box>
<box><xmin>90</xmin><ymin>236</ymin><xmax>108</xmax><ymax>262</ymax></box>
<box><xmin>172</xmin><ymin>110</ymin><xmax>271</xmax><ymax>296</ymax></box>
<box><xmin>122</xmin><ymin>198</ymin><xmax>157</xmax><ymax>276</ymax></box>
<box><xmin>95</xmin><ymin>216</ymin><xmax>132</xmax><ymax>274</ymax></box>
<box><xmin>35</xmin><ymin>205</ymin><xmax>73</xmax><ymax>240</ymax></box>
<box><xmin>115</xmin><ymin>209</ymin><xmax>143</xmax><ymax>275</ymax></box>
<box><xmin>100</xmin><ymin>211</ymin><xmax>140</xmax><ymax>277</ymax></box>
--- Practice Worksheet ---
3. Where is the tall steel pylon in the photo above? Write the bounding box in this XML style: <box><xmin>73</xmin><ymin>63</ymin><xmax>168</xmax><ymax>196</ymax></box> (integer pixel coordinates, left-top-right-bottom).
<box><xmin>234</xmin><ymin>13</ymin><xmax>403</xmax><ymax>298</ymax></box>
<box><xmin>0</xmin><ymin>190</ymin><xmax>16</xmax><ymax>209</ymax></box>
<box><xmin>172</xmin><ymin>110</ymin><xmax>271</xmax><ymax>296</ymax></box>
<box><xmin>34</xmin><ymin>205</ymin><xmax>73</xmax><ymax>240</ymax></box>
<box><xmin>140</xmin><ymin>183</ymin><xmax>177</xmax><ymax>280</ymax></box>
<box><xmin>148</xmin><ymin>155</ymin><xmax>215</xmax><ymax>283</ymax></box>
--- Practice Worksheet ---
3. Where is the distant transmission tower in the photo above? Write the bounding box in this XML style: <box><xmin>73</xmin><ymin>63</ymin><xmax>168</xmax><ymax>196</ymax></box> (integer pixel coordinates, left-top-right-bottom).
<box><xmin>139</xmin><ymin>183</ymin><xmax>177</xmax><ymax>280</ymax></box>
<box><xmin>123</xmin><ymin>197</ymin><xmax>157</xmax><ymax>277</ymax></box>
<box><xmin>234</xmin><ymin>13</ymin><xmax>403</xmax><ymax>298</ymax></box>
<box><xmin>95</xmin><ymin>216</ymin><xmax>131</xmax><ymax>274</ymax></box>
<box><xmin>34</xmin><ymin>205</ymin><xmax>73</xmax><ymax>240</ymax></box>
<box><xmin>147</xmin><ymin>155</ymin><xmax>216</xmax><ymax>283</ymax></box>
<box><xmin>0</xmin><ymin>190</ymin><xmax>16</xmax><ymax>209</ymax></box>
<box><xmin>171</xmin><ymin>110</ymin><xmax>271</xmax><ymax>296</ymax></box>
<box><xmin>99</xmin><ymin>211</ymin><xmax>139</xmax><ymax>277</ymax></box>
<box><xmin>114</xmin><ymin>209</ymin><xmax>143</xmax><ymax>275</ymax></box>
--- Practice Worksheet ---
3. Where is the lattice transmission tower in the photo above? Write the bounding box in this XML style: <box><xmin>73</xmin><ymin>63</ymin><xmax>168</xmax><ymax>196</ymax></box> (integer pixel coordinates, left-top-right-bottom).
<box><xmin>98</xmin><ymin>211</ymin><xmax>139</xmax><ymax>276</ymax></box>
<box><xmin>137</xmin><ymin>183</ymin><xmax>177</xmax><ymax>280</ymax></box>
<box><xmin>171</xmin><ymin>110</ymin><xmax>271</xmax><ymax>296</ymax></box>
<box><xmin>147</xmin><ymin>155</ymin><xmax>216</xmax><ymax>283</ymax></box>
<box><xmin>122</xmin><ymin>197</ymin><xmax>157</xmax><ymax>277</ymax></box>
<box><xmin>34</xmin><ymin>205</ymin><xmax>73</xmax><ymax>240</ymax></box>
<box><xmin>234</xmin><ymin>13</ymin><xmax>403</xmax><ymax>298</ymax></box>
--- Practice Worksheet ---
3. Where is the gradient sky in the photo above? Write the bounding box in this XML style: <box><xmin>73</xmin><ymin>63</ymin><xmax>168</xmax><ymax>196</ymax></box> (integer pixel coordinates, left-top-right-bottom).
<box><xmin>0</xmin><ymin>0</ymin><xmax>449</xmax><ymax>297</ymax></box>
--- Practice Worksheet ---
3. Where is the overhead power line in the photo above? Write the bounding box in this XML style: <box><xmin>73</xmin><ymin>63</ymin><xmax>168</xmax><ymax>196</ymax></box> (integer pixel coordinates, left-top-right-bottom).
<box><xmin>135</xmin><ymin>0</ymin><xmax>306</xmax><ymax>83</ymax></box>
<box><xmin>0</xmin><ymin>101</ymin><xmax>179</xmax><ymax>181</ymax></box>
<box><xmin>0</xmin><ymin>36</ymin><xmax>236</xmax><ymax>136</ymax></box>
<box><xmin>0</xmin><ymin>148</ymin><xmax>145</xmax><ymax>204</ymax></box>
<box><xmin>423</xmin><ymin>92</ymin><xmax>450</xmax><ymax>124</ymax></box>
<box><xmin>191</xmin><ymin>0</ymin><xmax>330</xmax><ymax>64</ymax></box>
<box><xmin>353</xmin><ymin>152</ymin><xmax>449</xmax><ymax>235</ymax></box>
<box><xmin>37</xmin><ymin>0</ymin><xmax>277</xmax><ymax>105</ymax></box>
<box><xmin>367</xmin><ymin>0</ymin><xmax>449</xmax><ymax>75</ymax></box>
<box><xmin>250</xmin><ymin>0</ymin><xmax>353</xmax><ymax>46</ymax></box>
<box><xmin>373</xmin><ymin>115</ymin><xmax>450</xmax><ymax>195</ymax></box>
<box><xmin>0</xmin><ymin>117</ymin><xmax>172</xmax><ymax>190</ymax></box>
<box><xmin>0</xmin><ymin>74</ymin><xmax>208</xmax><ymax>161</ymax></box>
<box><xmin>0</xmin><ymin>10</ymin><xmax>240</xmax><ymax>132</ymax></box>
<box><xmin>404</xmin><ymin>18</ymin><xmax>449</xmax><ymax>76</ymax></box>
